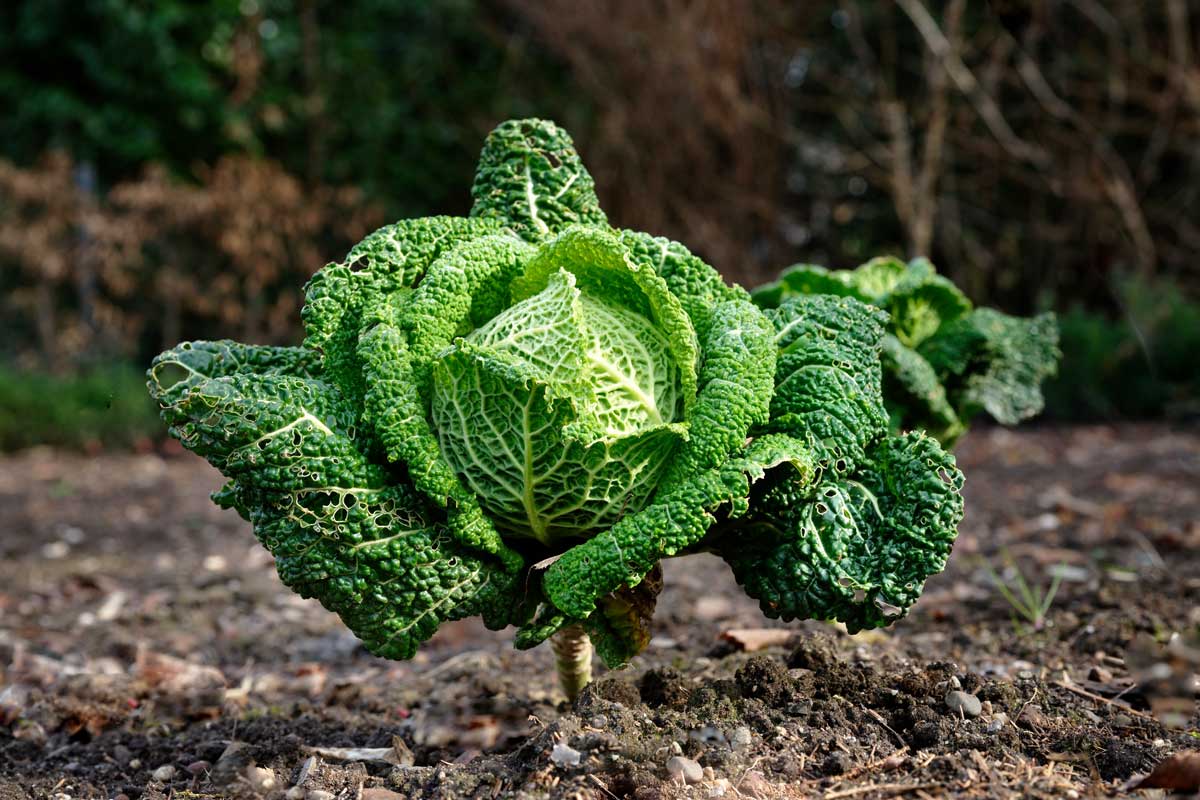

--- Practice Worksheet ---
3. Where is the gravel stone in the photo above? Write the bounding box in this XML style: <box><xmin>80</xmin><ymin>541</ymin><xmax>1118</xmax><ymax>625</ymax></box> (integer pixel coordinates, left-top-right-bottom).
<box><xmin>666</xmin><ymin>755</ymin><xmax>703</xmax><ymax>784</ymax></box>
<box><xmin>550</xmin><ymin>742</ymin><xmax>582</xmax><ymax>767</ymax></box>
<box><xmin>945</xmin><ymin>690</ymin><xmax>983</xmax><ymax>718</ymax></box>
<box><xmin>151</xmin><ymin>765</ymin><xmax>176</xmax><ymax>782</ymax></box>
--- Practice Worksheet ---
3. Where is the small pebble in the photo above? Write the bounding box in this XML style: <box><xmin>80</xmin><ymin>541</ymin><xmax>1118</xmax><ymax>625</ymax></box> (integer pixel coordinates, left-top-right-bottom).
<box><xmin>112</xmin><ymin>745</ymin><xmax>132</xmax><ymax>765</ymax></box>
<box><xmin>245</xmin><ymin>766</ymin><xmax>276</xmax><ymax>790</ymax></box>
<box><xmin>666</xmin><ymin>755</ymin><xmax>703</xmax><ymax>785</ymax></box>
<box><xmin>151</xmin><ymin>764</ymin><xmax>177</xmax><ymax>782</ymax></box>
<box><xmin>285</xmin><ymin>788</ymin><xmax>306</xmax><ymax>800</ymax></box>
<box><xmin>986</xmin><ymin>712</ymin><xmax>1009</xmax><ymax>733</ymax></box>
<box><xmin>944</xmin><ymin>690</ymin><xmax>982</xmax><ymax>718</ymax></box>
<box><xmin>129</xmin><ymin>758</ymin><xmax>142</xmax><ymax>769</ymax></box>
<box><xmin>42</xmin><ymin>541</ymin><xmax>70</xmax><ymax>559</ymax></box>
<box><xmin>307</xmin><ymin>791</ymin><xmax>335</xmax><ymax>800</ymax></box>
<box><xmin>550</xmin><ymin>741</ymin><xmax>581</xmax><ymax>767</ymax></box>
<box><xmin>731</xmin><ymin>726</ymin><xmax>752</xmax><ymax>751</ymax></box>
<box><xmin>590</xmin><ymin>715</ymin><xmax>608</xmax><ymax>729</ymax></box>
<box><xmin>708</xmin><ymin>778</ymin><xmax>731</xmax><ymax>797</ymax></box>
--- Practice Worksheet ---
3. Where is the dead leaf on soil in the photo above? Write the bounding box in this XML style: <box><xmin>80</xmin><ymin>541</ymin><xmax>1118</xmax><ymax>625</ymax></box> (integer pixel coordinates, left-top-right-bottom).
<box><xmin>304</xmin><ymin>736</ymin><xmax>414</xmax><ymax>766</ymax></box>
<box><xmin>135</xmin><ymin>649</ymin><xmax>226</xmax><ymax>693</ymax></box>
<box><xmin>1129</xmin><ymin>750</ymin><xmax>1200</xmax><ymax>791</ymax></box>
<box><xmin>719</xmin><ymin>628</ymin><xmax>794</xmax><ymax>652</ymax></box>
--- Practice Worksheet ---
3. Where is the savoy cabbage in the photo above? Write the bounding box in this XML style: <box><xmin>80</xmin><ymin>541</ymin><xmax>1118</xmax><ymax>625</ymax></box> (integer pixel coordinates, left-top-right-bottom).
<box><xmin>753</xmin><ymin>258</ymin><xmax>1060</xmax><ymax>446</ymax></box>
<box><xmin>148</xmin><ymin>119</ymin><xmax>964</xmax><ymax>686</ymax></box>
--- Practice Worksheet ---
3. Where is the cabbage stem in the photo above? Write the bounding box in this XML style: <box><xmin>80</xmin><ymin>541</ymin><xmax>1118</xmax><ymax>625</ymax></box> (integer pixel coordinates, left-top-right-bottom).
<box><xmin>550</xmin><ymin>624</ymin><xmax>593</xmax><ymax>701</ymax></box>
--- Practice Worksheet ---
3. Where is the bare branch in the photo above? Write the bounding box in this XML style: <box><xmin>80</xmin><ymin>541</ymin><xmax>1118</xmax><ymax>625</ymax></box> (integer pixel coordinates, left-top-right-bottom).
<box><xmin>895</xmin><ymin>0</ymin><xmax>1049</xmax><ymax>167</ymax></box>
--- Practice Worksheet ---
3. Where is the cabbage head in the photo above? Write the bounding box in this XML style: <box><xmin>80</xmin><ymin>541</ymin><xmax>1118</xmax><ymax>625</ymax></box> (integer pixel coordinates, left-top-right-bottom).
<box><xmin>148</xmin><ymin>119</ymin><xmax>964</xmax><ymax>669</ymax></box>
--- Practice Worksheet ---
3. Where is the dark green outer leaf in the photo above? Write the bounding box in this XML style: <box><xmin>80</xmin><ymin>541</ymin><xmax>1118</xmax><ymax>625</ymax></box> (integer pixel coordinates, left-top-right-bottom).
<box><xmin>764</xmin><ymin>295</ymin><xmax>889</xmax><ymax>475</ymax></box>
<box><xmin>921</xmin><ymin>309</ymin><xmax>1060</xmax><ymax>425</ymax></box>
<box><xmin>542</xmin><ymin>433</ymin><xmax>811</xmax><ymax>621</ymax></box>
<box><xmin>721</xmin><ymin>432</ymin><xmax>963</xmax><ymax>632</ymax></box>
<box><xmin>356</xmin><ymin>320</ymin><xmax>520</xmax><ymax>571</ymax></box>
<box><xmin>658</xmin><ymin>299</ymin><xmax>776</xmax><ymax>493</ymax></box>
<box><xmin>750</xmin><ymin>264</ymin><xmax>863</xmax><ymax>309</ymax></box>
<box><xmin>148</xmin><ymin>340</ymin><xmax>321</xmax><ymax>408</ymax></box>
<box><xmin>880</xmin><ymin>334</ymin><xmax>964</xmax><ymax>446</ymax></box>
<box><xmin>400</xmin><ymin>233</ymin><xmax>536</xmax><ymax>376</ymax></box>
<box><xmin>147</xmin><ymin>340</ymin><xmax>520</xmax><ymax>658</ymax></box>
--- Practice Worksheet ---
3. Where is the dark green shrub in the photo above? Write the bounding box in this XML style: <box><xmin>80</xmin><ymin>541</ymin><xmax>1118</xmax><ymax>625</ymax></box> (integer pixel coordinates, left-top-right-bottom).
<box><xmin>1045</xmin><ymin>278</ymin><xmax>1200</xmax><ymax>420</ymax></box>
<box><xmin>0</xmin><ymin>363</ymin><xmax>160</xmax><ymax>450</ymax></box>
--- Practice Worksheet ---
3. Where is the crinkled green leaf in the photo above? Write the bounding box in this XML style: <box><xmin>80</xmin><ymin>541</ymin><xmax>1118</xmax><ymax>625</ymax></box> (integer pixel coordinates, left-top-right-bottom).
<box><xmin>659</xmin><ymin>299</ymin><xmax>777</xmax><ymax>493</ymax></box>
<box><xmin>880</xmin><ymin>334</ymin><xmax>964</xmax><ymax>445</ymax></box>
<box><xmin>882</xmin><ymin>272</ymin><xmax>972</xmax><ymax>348</ymax></box>
<box><xmin>921</xmin><ymin>309</ymin><xmax>1060</xmax><ymax>425</ymax></box>
<box><xmin>147</xmin><ymin>340</ymin><xmax>321</xmax><ymax>408</ymax></box>
<box><xmin>243</xmin><ymin>479</ymin><xmax>517</xmax><ymax>659</ymax></box>
<box><xmin>543</xmin><ymin>433</ymin><xmax>812</xmax><ymax>619</ymax></box>
<box><xmin>721</xmin><ymin>432</ymin><xmax>963</xmax><ymax>632</ymax></box>
<box><xmin>846</xmin><ymin>256</ymin><xmax>910</xmax><ymax>300</ymax></box>
<box><xmin>618</xmin><ymin>229</ymin><xmax>747</xmax><ymax>339</ymax></box>
<box><xmin>513</xmin><ymin>600</ymin><xmax>574</xmax><ymax>652</ymax></box>
<box><xmin>302</xmin><ymin>216</ymin><xmax>504</xmax><ymax>405</ymax></box>
<box><xmin>401</xmin><ymin>233</ymin><xmax>536</xmax><ymax>371</ymax></box>
<box><xmin>357</xmin><ymin>320</ymin><xmax>519</xmax><ymax>566</ymax></box>
<box><xmin>764</xmin><ymin>295</ymin><xmax>889</xmax><ymax>475</ymax></box>
<box><xmin>470</xmin><ymin>118</ymin><xmax>607</xmax><ymax>240</ymax></box>
<box><xmin>343</xmin><ymin>215</ymin><xmax>506</xmax><ymax>289</ymax></box>
<box><xmin>148</xmin><ymin>352</ymin><xmax>521</xmax><ymax>657</ymax></box>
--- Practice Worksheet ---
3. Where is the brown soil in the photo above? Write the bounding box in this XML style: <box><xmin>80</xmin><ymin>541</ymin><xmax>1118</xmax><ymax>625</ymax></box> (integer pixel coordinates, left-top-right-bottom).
<box><xmin>1</xmin><ymin>424</ymin><xmax>1198</xmax><ymax>799</ymax></box>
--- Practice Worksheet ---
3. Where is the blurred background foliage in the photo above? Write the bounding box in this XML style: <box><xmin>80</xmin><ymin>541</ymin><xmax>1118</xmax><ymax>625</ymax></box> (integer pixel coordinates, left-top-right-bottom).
<box><xmin>0</xmin><ymin>0</ymin><xmax>1197</xmax><ymax>449</ymax></box>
